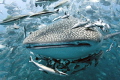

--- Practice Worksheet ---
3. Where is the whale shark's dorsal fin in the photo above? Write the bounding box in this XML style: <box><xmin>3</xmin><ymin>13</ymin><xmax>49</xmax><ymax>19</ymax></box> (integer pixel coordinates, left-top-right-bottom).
<box><xmin>103</xmin><ymin>32</ymin><xmax>120</xmax><ymax>40</ymax></box>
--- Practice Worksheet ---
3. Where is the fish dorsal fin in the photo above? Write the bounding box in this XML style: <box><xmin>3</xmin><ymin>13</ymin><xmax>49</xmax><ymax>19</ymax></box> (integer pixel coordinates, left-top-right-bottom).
<box><xmin>42</xmin><ymin>9</ymin><xmax>49</xmax><ymax>12</ymax></box>
<box><xmin>3</xmin><ymin>15</ymin><xmax>12</xmax><ymax>21</ymax></box>
<box><xmin>103</xmin><ymin>32</ymin><xmax>120</xmax><ymax>40</ymax></box>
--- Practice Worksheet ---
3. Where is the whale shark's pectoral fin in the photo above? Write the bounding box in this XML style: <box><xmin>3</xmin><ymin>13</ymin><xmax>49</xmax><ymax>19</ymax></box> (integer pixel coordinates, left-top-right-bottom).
<box><xmin>103</xmin><ymin>32</ymin><xmax>120</xmax><ymax>40</ymax></box>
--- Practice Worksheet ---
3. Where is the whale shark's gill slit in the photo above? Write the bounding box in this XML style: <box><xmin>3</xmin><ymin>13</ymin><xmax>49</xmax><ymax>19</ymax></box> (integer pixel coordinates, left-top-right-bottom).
<box><xmin>26</xmin><ymin>43</ymin><xmax>91</xmax><ymax>49</ymax></box>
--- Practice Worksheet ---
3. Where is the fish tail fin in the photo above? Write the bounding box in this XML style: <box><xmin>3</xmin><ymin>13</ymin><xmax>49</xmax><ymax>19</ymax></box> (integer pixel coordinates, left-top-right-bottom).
<box><xmin>29</xmin><ymin>56</ymin><xmax>33</xmax><ymax>62</ymax></box>
<box><xmin>55</xmin><ymin>9</ymin><xmax>59</xmax><ymax>13</ymax></box>
<box><xmin>55</xmin><ymin>68</ymin><xmax>68</xmax><ymax>76</ymax></box>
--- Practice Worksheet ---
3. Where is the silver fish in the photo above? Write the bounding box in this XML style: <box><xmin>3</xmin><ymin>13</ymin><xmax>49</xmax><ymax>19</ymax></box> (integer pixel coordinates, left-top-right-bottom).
<box><xmin>93</xmin><ymin>20</ymin><xmax>111</xmax><ymax>31</ymax></box>
<box><xmin>54</xmin><ymin>0</ymin><xmax>70</xmax><ymax>9</ymax></box>
<box><xmin>103</xmin><ymin>32</ymin><xmax>120</xmax><ymax>40</ymax></box>
<box><xmin>84</xmin><ymin>23</ymin><xmax>96</xmax><ymax>28</ymax></box>
<box><xmin>29</xmin><ymin>10</ymin><xmax>59</xmax><ymax>18</ymax></box>
<box><xmin>94</xmin><ymin>22</ymin><xmax>105</xmax><ymax>28</ymax></box>
<box><xmin>0</xmin><ymin>44</ymin><xmax>5</xmax><ymax>50</ymax></box>
<box><xmin>0</xmin><ymin>15</ymin><xmax>29</xmax><ymax>25</ymax></box>
<box><xmin>52</xmin><ymin>16</ymin><xmax>62</xmax><ymax>22</ymax></box>
<box><xmin>29</xmin><ymin>56</ymin><xmax>68</xmax><ymax>76</ymax></box>
<box><xmin>72</xmin><ymin>20</ymin><xmax>90</xmax><ymax>29</ymax></box>
<box><xmin>53</xmin><ymin>14</ymin><xmax>69</xmax><ymax>22</ymax></box>
<box><xmin>61</xmin><ymin>14</ymin><xmax>70</xmax><ymax>19</ymax></box>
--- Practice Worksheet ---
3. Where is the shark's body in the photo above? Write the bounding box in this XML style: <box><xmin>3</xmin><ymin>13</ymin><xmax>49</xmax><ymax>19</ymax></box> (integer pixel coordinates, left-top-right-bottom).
<box><xmin>23</xmin><ymin>16</ymin><xmax>103</xmax><ymax>59</ymax></box>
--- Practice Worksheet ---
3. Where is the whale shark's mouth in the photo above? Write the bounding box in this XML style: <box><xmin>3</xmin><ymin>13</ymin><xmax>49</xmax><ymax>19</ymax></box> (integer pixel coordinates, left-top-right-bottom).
<box><xmin>25</xmin><ymin>41</ymin><xmax>92</xmax><ymax>49</ymax></box>
<box><xmin>24</xmin><ymin>40</ymin><xmax>101</xmax><ymax>59</ymax></box>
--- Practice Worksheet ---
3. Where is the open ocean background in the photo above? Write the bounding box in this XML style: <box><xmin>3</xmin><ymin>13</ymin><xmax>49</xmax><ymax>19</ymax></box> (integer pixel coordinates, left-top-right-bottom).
<box><xmin>0</xmin><ymin>0</ymin><xmax>120</xmax><ymax>80</ymax></box>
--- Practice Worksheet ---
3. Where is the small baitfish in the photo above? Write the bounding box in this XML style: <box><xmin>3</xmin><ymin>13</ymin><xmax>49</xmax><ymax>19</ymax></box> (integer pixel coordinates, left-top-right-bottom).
<box><xmin>53</xmin><ymin>14</ymin><xmax>69</xmax><ymax>21</ymax></box>
<box><xmin>29</xmin><ymin>9</ymin><xmax>59</xmax><ymax>18</ymax></box>
<box><xmin>72</xmin><ymin>20</ymin><xmax>90</xmax><ymax>29</ymax></box>
<box><xmin>54</xmin><ymin>0</ymin><xmax>70</xmax><ymax>9</ymax></box>
<box><xmin>0</xmin><ymin>15</ymin><xmax>29</xmax><ymax>25</ymax></box>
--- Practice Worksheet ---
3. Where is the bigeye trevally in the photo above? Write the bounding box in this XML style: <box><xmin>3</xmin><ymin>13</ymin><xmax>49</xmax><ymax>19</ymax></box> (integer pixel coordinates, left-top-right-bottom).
<box><xmin>23</xmin><ymin>16</ymin><xmax>120</xmax><ymax>59</ymax></box>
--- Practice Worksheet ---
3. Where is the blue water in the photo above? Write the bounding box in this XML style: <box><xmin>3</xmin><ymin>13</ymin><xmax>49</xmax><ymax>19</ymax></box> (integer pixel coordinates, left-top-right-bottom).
<box><xmin>0</xmin><ymin>0</ymin><xmax>120</xmax><ymax>80</ymax></box>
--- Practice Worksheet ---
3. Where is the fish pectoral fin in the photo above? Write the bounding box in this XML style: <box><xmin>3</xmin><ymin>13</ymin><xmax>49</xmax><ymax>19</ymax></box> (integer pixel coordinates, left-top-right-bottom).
<box><xmin>39</xmin><ymin>68</ymin><xmax>43</xmax><ymax>71</ymax></box>
<box><xmin>39</xmin><ymin>69</ymin><xmax>48</xmax><ymax>74</ymax></box>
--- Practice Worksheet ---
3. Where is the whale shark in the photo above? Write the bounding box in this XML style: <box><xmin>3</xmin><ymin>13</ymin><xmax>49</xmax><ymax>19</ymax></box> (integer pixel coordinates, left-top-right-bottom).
<box><xmin>23</xmin><ymin>16</ymin><xmax>120</xmax><ymax>59</ymax></box>
<box><xmin>23</xmin><ymin>16</ymin><xmax>103</xmax><ymax>59</ymax></box>
<box><xmin>23</xmin><ymin>16</ymin><xmax>120</xmax><ymax>74</ymax></box>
